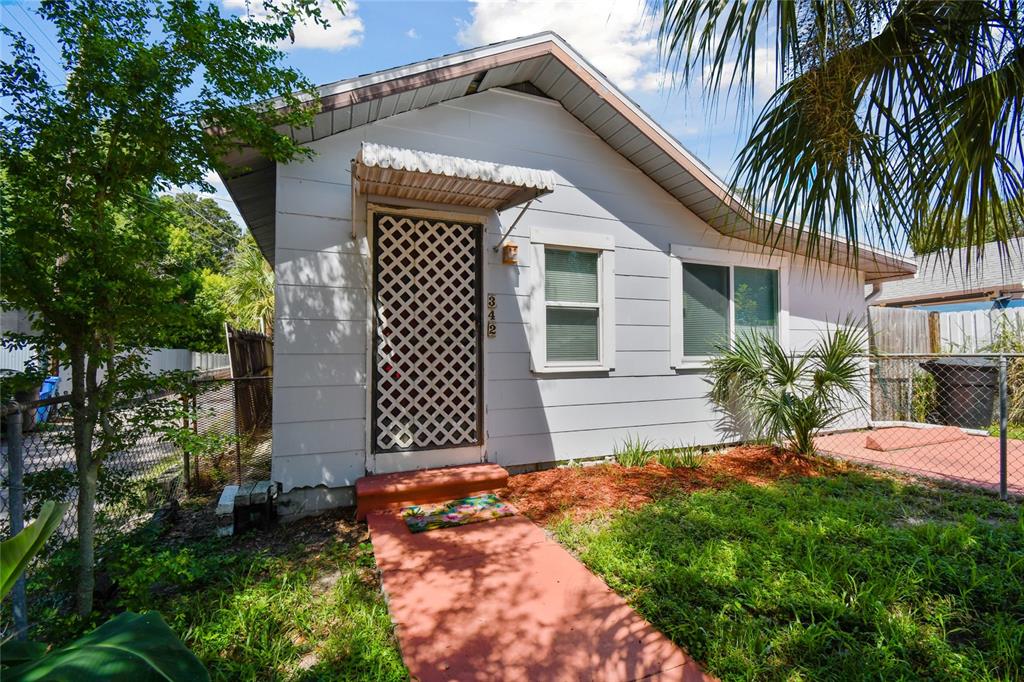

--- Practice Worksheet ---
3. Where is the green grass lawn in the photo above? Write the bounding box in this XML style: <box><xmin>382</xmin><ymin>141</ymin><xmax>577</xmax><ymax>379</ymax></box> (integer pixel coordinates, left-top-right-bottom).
<box><xmin>552</xmin><ymin>470</ymin><xmax>1024</xmax><ymax>681</ymax></box>
<box><xmin>27</xmin><ymin>506</ymin><xmax>407</xmax><ymax>681</ymax></box>
<box><xmin>988</xmin><ymin>423</ymin><xmax>1024</xmax><ymax>440</ymax></box>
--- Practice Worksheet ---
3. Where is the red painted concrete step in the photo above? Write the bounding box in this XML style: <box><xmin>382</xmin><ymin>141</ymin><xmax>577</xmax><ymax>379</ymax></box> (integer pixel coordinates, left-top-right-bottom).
<box><xmin>355</xmin><ymin>463</ymin><xmax>508</xmax><ymax>520</ymax></box>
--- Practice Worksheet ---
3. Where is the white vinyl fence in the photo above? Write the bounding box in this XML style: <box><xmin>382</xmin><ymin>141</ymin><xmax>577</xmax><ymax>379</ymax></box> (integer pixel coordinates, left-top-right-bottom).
<box><xmin>0</xmin><ymin>347</ymin><xmax>39</xmax><ymax>373</ymax></box>
<box><xmin>940</xmin><ymin>308</ymin><xmax>1024</xmax><ymax>351</ymax></box>
<box><xmin>1</xmin><ymin>347</ymin><xmax>229</xmax><ymax>389</ymax></box>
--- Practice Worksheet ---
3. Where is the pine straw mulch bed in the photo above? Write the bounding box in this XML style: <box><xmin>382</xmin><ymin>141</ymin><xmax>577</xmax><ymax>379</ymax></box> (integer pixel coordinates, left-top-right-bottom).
<box><xmin>503</xmin><ymin>445</ymin><xmax>856</xmax><ymax>525</ymax></box>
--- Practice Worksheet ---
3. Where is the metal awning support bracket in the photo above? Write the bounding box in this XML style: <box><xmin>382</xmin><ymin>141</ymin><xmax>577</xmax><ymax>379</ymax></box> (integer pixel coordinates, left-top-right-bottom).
<box><xmin>492</xmin><ymin>199</ymin><xmax>535</xmax><ymax>252</ymax></box>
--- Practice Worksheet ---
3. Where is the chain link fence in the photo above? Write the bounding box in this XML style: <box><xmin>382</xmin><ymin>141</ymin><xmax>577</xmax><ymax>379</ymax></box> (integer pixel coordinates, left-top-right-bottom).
<box><xmin>1</xmin><ymin>375</ymin><xmax>272</xmax><ymax>549</ymax></box>
<box><xmin>817</xmin><ymin>353</ymin><xmax>1023</xmax><ymax>498</ymax></box>
<box><xmin>1</xmin><ymin>394</ymin><xmax>182</xmax><ymax>547</ymax></box>
<box><xmin>183</xmin><ymin>376</ymin><xmax>272</xmax><ymax>492</ymax></box>
<box><xmin>1</xmin><ymin>373</ymin><xmax>272</xmax><ymax>639</ymax></box>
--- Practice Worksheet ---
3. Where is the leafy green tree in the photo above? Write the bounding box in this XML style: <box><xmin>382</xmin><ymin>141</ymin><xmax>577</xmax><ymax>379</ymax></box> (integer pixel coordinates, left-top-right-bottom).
<box><xmin>161</xmin><ymin>192</ymin><xmax>241</xmax><ymax>271</ymax></box>
<box><xmin>1</xmin><ymin>0</ymin><xmax>342</xmax><ymax>616</ymax></box>
<box><xmin>225</xmin><ymin>233</ymin><xmax>275</xmax><ymax>334</ymax></box>
<box><xmin>157</xmin><ymin>193</ymin><xmax>239</xmax><ymax>351</ymax></box>
<box><xmin>909</xmin><ymin>196</ymin><xmax>1024</xmax><ymax>254</ymax></box>
<box><xmin>654</xmin><ymin>0</ymin><xmax>1024</xmax><ymax>259</ymax></box>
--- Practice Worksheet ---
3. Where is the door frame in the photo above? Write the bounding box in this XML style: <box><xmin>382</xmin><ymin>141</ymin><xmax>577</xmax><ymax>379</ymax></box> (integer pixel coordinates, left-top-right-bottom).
<box><xmin>364</xmin><ymin>201</ymin><xmax>488</xmax><ymax>474</ymax></box>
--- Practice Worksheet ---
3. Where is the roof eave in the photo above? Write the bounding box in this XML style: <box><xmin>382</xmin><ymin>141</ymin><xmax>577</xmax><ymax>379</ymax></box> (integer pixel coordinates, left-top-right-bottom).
<box><xmin>218</xmin><ymin>31</ymin><xmax>918</xmax><ymax>279</ymax></box>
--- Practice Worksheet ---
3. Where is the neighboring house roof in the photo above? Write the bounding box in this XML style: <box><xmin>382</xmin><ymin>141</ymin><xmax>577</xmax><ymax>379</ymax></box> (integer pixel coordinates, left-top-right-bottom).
<box><xmin>869</xmin><ymin>237</ymin><xmax>1024</xmax><ymax>306</ymax></box>
<box><xmin>217</xmin><ymin>31</ymin><xmax>915</xmax><ymax>281</ymax></box>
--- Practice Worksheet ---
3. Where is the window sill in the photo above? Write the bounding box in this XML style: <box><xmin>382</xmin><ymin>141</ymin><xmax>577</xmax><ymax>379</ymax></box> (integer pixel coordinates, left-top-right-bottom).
<box><xmin>673</xmin><ymin>359</ymin><xmax>714</xmax><ymax>370</ymax></box>
<box><xmin>531</xmin><ymin>365</ymin><xmax>612</xmax><ymax>375</ymax></box>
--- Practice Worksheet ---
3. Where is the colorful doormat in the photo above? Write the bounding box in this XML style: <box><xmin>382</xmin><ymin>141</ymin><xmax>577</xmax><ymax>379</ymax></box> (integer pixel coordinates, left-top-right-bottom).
<box><xmin>402</xmin><ymin>494</ymin><xmax>516</xmax><ymax>533</ymax></box>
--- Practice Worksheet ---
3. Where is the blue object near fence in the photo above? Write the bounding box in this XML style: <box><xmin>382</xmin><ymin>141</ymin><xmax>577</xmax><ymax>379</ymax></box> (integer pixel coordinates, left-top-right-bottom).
<box><xmin>35</xmin><ymin>376</ymin><xmax>60</xmax><ymax>424</ymax></box>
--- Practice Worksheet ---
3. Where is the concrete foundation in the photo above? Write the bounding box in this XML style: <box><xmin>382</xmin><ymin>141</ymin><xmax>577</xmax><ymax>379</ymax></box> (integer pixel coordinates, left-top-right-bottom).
<box><xmin>276</xmin><ymin>484</ymin><xmax>356</xmax><ymax>521</ymax></box>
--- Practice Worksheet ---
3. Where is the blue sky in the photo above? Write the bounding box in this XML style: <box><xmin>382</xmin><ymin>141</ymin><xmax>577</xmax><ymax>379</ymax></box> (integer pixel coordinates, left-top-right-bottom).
<box><xmin>2</xmin><ymin>0</ymin><xmax>776</xmax><ymax>227</ymax></box>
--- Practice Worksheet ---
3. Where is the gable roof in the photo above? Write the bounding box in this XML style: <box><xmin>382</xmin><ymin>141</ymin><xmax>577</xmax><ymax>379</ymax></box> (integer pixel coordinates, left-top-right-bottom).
<box><xmin>218</xmin><ymin>31</ymin><xmax>915</xmax><ymax>281</ymax></box>
<box><xmin>869</xmin><ymin>237</ymin><xmax>1024</xmax><ymax>306</ymax></box>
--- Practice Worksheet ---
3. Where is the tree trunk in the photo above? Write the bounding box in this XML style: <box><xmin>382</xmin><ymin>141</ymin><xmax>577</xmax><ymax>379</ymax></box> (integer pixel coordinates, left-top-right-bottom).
<box><xmin>75</xmin><ymin>458</ymin><xmax>99</xmax><ymax>615</ymax></box>
<box><xmin>70</xmin><ymin>345</ymin><xmax>99</xmax><ymax>617</ymax></box>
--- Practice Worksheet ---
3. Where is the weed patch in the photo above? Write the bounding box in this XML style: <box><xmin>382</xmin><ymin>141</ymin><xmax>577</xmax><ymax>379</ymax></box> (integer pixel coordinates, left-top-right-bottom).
<box><xmin>24</xmin><ymin>505</ymin><xmax>406</xmax><ymax>681</ymax></box>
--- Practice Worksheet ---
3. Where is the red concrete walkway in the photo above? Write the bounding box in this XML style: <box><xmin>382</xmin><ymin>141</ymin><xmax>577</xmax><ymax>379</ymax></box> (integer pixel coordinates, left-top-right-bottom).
<box><xmin>368</xmin><ymin>510</ymin><xmax>712</xmax><ymax>681</ymax></box>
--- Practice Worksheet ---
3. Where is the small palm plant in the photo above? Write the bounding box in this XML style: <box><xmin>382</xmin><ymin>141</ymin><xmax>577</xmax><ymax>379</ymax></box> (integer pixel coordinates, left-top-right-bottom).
<box><xmin>708</xmin><ymin>326</ymin><xmax>867</xmax><ymax>457</ymax></box>
<box><xmin>225</xmin><ymin>234</ymin><xmax>274</xmax><ymax>334</ymax></box>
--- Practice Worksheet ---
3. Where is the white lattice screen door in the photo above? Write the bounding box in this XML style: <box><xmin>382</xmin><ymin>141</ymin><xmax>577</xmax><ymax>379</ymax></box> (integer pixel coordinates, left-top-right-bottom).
<box><xmin>371</xmin><ymin>213</ymin><xmax>483</xmax><ymax>458</ymax></box>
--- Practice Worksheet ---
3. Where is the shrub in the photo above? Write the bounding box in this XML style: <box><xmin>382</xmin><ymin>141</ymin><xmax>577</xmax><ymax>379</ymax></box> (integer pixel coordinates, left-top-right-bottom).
<box><xmin>613</xmin><ymin>435</ymin><xmax>655</xmax><ymax>467</ymax></box>
<box><xmin>708</xmin><ymin>325</ymin><xmax>868</xmax><ymax>456</ymax></box>
<box><xmin>911</xmin><ymin>371</ymin><xmax>938</xmax><ymax>422</ymax></box>
<box><xmin>985</xmin><ymin>317</ymin><xmax>1024</xmax><ymax>425</ymax></box>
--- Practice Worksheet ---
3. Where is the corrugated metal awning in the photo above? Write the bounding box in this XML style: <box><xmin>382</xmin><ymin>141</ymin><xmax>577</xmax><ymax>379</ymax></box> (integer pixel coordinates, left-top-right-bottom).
<box><xmin>353</xmin><ymin>142</ymin><xmax>556</xmax><ymax>210</ymax></box>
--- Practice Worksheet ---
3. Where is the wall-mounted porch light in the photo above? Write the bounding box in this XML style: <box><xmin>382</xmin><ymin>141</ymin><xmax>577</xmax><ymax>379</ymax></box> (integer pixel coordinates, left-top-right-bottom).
<box><xmin>501</xmin><ymin>241</ymin><xmax>519</xmax><ymax>265</ymax></box>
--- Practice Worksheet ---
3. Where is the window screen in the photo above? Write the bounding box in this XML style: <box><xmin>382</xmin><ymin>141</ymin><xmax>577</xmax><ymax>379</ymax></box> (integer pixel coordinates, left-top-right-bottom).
<box><xmin>545</xmin><ymin>248</ymin><xmax>600</xmax><ymax>363</ymax></box>
<box><xmin>734</xmin><ymin>267</ymin><xmax>779</xmax><ymax>341</ymax></box>
<box><xmin>682</xmin><ymin>262</ymin><xmax>729</xmax><ymax>356</ymax></box>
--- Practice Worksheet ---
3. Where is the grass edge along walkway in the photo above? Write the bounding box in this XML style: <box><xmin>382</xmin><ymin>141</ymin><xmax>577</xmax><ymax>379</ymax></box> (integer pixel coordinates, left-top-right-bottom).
<box><xmin>550</xmin><ymin>469</ymin><xmax>1023</xmax><ymax>682</ymax></box>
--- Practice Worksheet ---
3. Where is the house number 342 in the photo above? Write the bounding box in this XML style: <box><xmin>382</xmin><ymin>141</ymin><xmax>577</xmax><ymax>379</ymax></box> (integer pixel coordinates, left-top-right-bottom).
<box><xmin>486</xmin><ymin>294</ymin><xmax>497</xmax><ymax>338</ymax></box>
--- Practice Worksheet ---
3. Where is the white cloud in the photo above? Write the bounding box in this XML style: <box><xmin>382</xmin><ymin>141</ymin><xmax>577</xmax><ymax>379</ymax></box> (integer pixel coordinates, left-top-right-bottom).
<box><xmin>457</xmin><ymin>0</ymin><xmax>659</xmax><ymax>91</ymax></box>
<box><xmin>639</xmin><ymin>70</ymin><xmax>679</xmax><ymax>93</ymax></box>
<box><xmin>749</xmin><ymin>48</ymin><xmax>778</xmax><ymax>99</ymax></box>
<box><xmin>406</xmin><ymin>28</ymin><xmax>419</xmax><ymax>39</ymax></box>
<box><xmin>223</xmin><ymin>0</ymin><xmax>364</xmax><ymax>52</ymax></box>
<box><xmin>702</xmin><ymin>47</ymin><xmax>778</xmax><ymax>100</ymax></box>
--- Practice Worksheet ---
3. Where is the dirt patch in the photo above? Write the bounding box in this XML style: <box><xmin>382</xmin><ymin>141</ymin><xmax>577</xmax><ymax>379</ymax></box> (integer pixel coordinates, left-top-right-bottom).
<box><xmin>504</xmin><ymin>446</ymin><xmax>845</xmax><ymax>525</ymax></box>
<box><xmin>159</xmin><ymin>497</ymin><xmax>369</xmax><ymax>556</ymax></box>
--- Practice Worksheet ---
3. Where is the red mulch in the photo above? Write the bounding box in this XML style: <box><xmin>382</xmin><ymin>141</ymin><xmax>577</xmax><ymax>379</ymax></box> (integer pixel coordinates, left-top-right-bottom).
<box><xmin>503</xmin><ymin>445</ymin><xmax>844</xmax><ymax>525</ymax></box>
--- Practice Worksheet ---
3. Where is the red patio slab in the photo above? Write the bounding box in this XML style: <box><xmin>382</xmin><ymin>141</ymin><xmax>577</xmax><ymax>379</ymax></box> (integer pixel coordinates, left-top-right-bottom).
<box><xmin>816</xmin><ymin>428</ymin><xmax>1024</xmax><ymax>496</ymax></box>
<box><xmin>864</xmin><ymin>426</ymin><xmax>966</xmax><ymax>451</ymax></box>
<box><xmin>368</xmin><ymin>510</ymin><xmax>713</xmax><ymax>682</ymax></box>
<box><xmin>356</xmin><ymin>463</ymin><xmax>508</xmax><ymax>519</ymax></box>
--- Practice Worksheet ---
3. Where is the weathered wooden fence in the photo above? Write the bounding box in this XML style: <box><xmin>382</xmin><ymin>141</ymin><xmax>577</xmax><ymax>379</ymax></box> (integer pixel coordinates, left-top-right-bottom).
<box><xmin>869</xmin><ymin>307</ymin><xmax>1023</xmax><ymax>353</ymax></box>
<box><xmin>225</xmin><ymin>325</ymin><xmax>273</xmax><ymax>434</ymax></box>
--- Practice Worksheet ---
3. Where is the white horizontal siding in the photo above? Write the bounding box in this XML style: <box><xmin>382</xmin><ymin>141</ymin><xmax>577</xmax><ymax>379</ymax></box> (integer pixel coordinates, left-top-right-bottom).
<box><xmin>276</xmin><ymin>284</ymin><xmax>367</xmax><ymax>321</ymax></box>
<box><xmin>273</xmin><ymin>385</ymin><xmax>365</xmax><ymax>424</ymax></box>
<box><xmin>488</xmin><ymin>397</ymin><xmax>714</xmax><ymax>439</ymax></box>
<box><xmin>487</xmin><ymin>374</ymin><xmax>711</xmax><ymax>410</ymax></box>
<box><xmin>272</xmin><ymin>354</ymin><xmax>365</xmax><ymax>388</ymax></box>
<box><xmin>276</xmin><ymin>250</ymin><xmax>367</xmax><ymax>288</ymax></box>
<box><xmin>488</xmin><ymin>422</ymin><xmax>724</xmax><ymax>467</ymax></box>
<box><xmin>274</xmin><ymin>418</ymin><xmax>365</xmax><ymax>457</ymax></box>
<box><xmin>272</xmin><ymin>451</ymin><xmax>365</xmax><ymax>490</ymax></box>
<box><xmin>272</xmin><ymin>87</ymin><xmax>869</xmax><ymax>488</ymax></box>
<box><xmin>275</xmin><ymin>319</ymin><xmax>366</xmax><ymax>354</ymax></box>
<box><xmin>275</xmin><ymin>214</ymin><xmax>362</xmax><ymax>254</ymax></box>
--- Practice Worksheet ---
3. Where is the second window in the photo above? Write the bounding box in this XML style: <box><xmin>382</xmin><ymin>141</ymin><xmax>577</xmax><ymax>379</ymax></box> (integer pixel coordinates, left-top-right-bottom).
<box><xmin>678</xmin><ymin>260</ymin><xmax>781</xmax><ymax>361</ymax></box>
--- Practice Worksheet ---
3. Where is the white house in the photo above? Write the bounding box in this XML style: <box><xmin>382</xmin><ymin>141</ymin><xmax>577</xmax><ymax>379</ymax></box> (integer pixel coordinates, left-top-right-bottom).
<box><xmin>218</xmin><ymin>33</ymin><xmax>916</xmax><ymax>515</ymax></box>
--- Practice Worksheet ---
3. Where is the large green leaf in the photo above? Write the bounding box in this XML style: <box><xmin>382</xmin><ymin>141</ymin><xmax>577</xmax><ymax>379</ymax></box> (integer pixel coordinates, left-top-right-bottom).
<box><xmin>0</xmin><ymin>640</ymin><xmax>48</xmax><ymax>667</ymax></box>
<box><xmin>0</xmin><ymin>500</ymin><xmax>69</xmax><ymax>599</ymax></box>
<box><xmin>5</xmin><ymin>612</ymin><xmax>209</xmax><ymax>681</ymax></box>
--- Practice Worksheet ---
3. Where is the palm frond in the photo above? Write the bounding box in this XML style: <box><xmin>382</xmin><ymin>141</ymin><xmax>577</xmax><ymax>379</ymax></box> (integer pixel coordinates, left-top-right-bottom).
<box><xmin>653</xmin><ymin>0</ymin><xmax>1024</xmax><ymax>260</ymax></box>
<box><xmin>225</xmin><ymin>233</ymin><xmax>274</xmax><ymax>333</ymax></box>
